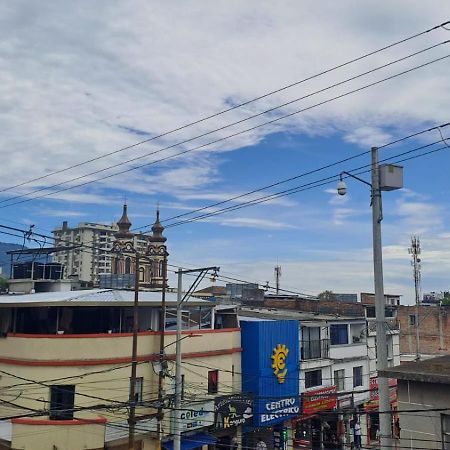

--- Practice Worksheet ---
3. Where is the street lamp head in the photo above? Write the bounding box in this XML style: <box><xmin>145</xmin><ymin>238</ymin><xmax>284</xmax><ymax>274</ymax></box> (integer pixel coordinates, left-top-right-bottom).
<box><xmin>337</xmin><ymin>179</ymin><xmax>347</xmax><ymax>196</ymax></box>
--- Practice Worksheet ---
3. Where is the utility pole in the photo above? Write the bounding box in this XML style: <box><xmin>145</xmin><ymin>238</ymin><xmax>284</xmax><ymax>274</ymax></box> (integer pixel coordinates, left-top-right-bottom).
<box><xmin>173</xmin><ymin>266</ymin><xmax>219</xmax><ymax>450</ymax></box>
<box><xmin>274</xmin><ymin>265</ymin><xmax>281</xmax><ymax>295</ymax></box>
<box><xmin>338</xmin><ymin>149</ymin><xmax>403</xmax><ymax>449</ymax></box>
<box><xmin>408</xmin><ymin>235</ymin><xmax>421</xmax><ymax>361</ymax></box>
<box><xmin>173</xmin><ymin>268</ymin><xmax>183</xmax><ymax>450</ymax></box>
<box><xmin>157</xmin><ymin>250</ymin><xmax>168</xmax><ymax>443</ymax></box>
<box><xmin>370</xmin><ymin>147</ymin><xmax>392</xmax><ymax>450</ymax></box>
<box><xmin>128</xmin><ymin>253</ymin><xmax>140</xmax><ymax>450</ymax></box>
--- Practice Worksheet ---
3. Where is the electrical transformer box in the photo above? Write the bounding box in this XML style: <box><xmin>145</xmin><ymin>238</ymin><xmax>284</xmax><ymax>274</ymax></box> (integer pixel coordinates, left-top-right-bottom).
<box><xmin>379</xmin><ymin>164</ymin><xmax>403</xmax><ymax>191</ymax></box>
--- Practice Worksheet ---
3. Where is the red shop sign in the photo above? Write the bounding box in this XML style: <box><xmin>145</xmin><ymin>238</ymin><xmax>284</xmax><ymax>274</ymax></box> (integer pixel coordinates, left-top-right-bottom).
<box><xmin>303</xmin><ymin>386</ymin><xmax>337</xmax><ymax>415</ymax></box>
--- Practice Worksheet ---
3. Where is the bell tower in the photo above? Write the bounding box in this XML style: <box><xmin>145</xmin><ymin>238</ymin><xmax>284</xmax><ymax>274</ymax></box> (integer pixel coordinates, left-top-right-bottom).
<box><xmin>147</xmin><ymin>208</ymin><xmax>168</xmax><ymax>289</ymax></box>
<box><xmin>112</xmin><ymin>204</ymin><xmax>136</xmax><ymax>275</ymax></box>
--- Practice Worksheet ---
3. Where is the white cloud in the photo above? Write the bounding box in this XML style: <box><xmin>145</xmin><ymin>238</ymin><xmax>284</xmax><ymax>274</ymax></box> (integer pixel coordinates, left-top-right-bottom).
<box><xmin>345</xmin><ymin>126</ymin><xmax>393</xmax><ymax>148</ymax></box>
<box><xmin>217</xmin><ymin>217</ymin><xmax>297</xmax><ymax>230</ymax></box>
<box><xmin>36</xmin><ymin>209</ymin><xmax>87</xmax><ymax>217</ymax></box>
<box><xmin>1</xmin><ymin>0</ymin><xmax>450</xmax><ymax>202</ymax></box>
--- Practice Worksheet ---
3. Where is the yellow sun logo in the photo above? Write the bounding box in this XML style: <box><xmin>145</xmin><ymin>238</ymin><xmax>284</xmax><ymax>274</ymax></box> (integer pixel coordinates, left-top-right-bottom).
<box><xmin>271</xmin><ymin>344</ymin><xmax>289</xmax><ymax>384</ymax></box>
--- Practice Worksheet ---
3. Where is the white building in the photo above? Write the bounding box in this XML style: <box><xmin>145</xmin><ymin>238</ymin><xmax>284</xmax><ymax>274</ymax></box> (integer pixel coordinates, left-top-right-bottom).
<box><xmin>52</xmin><ymin>207</ymin><xmax>151</xmax><ymax>286</ymax></box>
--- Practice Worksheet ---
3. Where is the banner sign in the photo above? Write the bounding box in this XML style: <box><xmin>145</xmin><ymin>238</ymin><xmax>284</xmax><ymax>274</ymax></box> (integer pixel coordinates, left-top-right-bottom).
<box><xmin>179</xmin><ymin>401</ymin><xmax>215</xmax><ymax>431</ymax></box>
<box><xmin>364</xmin><ymin>377</ymin><xmax>397</xmax><ymax>411</ymax></box>
<box><xmin>215</xmin><ymin>394</ymin><xmax>253</xmax><ymax>428</ymax></box>
<box><xmin>303</xmin><ymin>386</ymin><xmax>337</xmax><ymax>415</ymax></box>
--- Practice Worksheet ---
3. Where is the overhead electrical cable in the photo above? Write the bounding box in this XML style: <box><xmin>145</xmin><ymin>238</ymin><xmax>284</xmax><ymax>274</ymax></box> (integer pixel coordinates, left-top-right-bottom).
<box><xmin>1</xmin><ymin>49</ymin><xmax>450</xmax><ymax>209</ymax></box>
<box><xmin>2</xmin><ymin>20</ymin><xmax>448</xmax><ymax>195</ymax></box>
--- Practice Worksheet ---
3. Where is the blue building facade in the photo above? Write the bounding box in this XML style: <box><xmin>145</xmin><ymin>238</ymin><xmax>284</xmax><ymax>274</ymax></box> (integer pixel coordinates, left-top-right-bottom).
<box><xmin>241</xmin><ymin>320</ymin><xmax>300</xmax><ymax>428</ymax></box>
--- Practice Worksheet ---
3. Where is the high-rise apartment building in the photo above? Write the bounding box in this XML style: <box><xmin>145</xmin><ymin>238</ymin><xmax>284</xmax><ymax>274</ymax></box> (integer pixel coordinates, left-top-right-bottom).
<box><xmin>52</xmin><ymin>206</ymin><xmax>159</xmax><ymax>286</ymax></box>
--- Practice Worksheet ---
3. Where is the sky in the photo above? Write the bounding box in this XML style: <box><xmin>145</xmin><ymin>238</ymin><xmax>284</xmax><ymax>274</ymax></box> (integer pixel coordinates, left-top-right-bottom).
<box><xmin>1</xmin><ymin>1</ymin><xmax>450</xmax><ymax>303</ymax></box>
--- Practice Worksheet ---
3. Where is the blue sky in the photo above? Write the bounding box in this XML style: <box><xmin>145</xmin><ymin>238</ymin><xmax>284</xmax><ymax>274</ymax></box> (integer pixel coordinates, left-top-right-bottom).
<box><xmin>1</xmin><ymin>1</ymin><xmax>450</xmax><ymax>302</ymax></box>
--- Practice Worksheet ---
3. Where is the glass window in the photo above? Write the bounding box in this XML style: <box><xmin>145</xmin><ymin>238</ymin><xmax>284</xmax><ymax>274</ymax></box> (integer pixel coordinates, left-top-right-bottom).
<box><xmin>208</xmin><ymin>370</ymin><xmax>219</xmax><ymax>394</ymax></box>
<box><xmin>409</xmin><ymin>314</ymin><xmax>416</xmax><ymax>326</ymax></box>
<box><xmin>334</xmin><ymin>369</ymin><xmax>345</xmax><ymax>391</ymax></box>
<box><xmin>50</xmin><ymin>385</ymin><xmax>75</xmax><ymax>420</ymax></box>
<box><xmin>353</xmin><ymin>366</ymin><xmax>363</xmax><ymax>387</ymax></box>
<box><xmin>305</xmin><ymin>370</ymin><xmax>322</xmax><ymax>389</ymax></box>
<box><xmin>330</xmin><ymin>324</ymin><xmax>348</xmax><ymax>345</ymax></box>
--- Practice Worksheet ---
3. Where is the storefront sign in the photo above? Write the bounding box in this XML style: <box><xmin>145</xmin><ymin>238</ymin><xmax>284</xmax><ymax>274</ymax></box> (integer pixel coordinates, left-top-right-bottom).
<box><xmin>364</xmin><ymin>377</ymin><xmax>397</xmax><ymax>411</ymax></box>
<box><xmin>215</xmin><ymin>395</ymin><xmax>253</xmax><ymax>428</ymax></box>
<box><xmin>260</xmin><ymin>397</ymin><xmax>300</xmax><ymax>424</ymax></box>
<box><xmin>179</xmin><ymin>401</ymin><xmax>215</xmax><ymax>431</ymax></box>
<box><xmin>303</xmin><ymin>386</ymin><xmax>337</xmax><ymax>415</ymax></box>
<box><xmin>337</xmin><ymin>393</ymin><xmax>353</xmax><ymax>409</ymax></box>
<box><xmin>241</xmin><ymin>320</ymin><xmax>300</xmax><ymax>427</ymax></box>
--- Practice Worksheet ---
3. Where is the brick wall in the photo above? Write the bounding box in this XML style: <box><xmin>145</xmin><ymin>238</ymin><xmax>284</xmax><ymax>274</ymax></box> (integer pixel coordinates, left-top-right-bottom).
<box><xmin>398</xmin><ymin>305</ymin><xmax>450</xmax><ymax>355</ymax></box>
<box><xmin>263</xmin><ymin>297</ymin><xmax>365</xmax><ymax>317</ymax></box>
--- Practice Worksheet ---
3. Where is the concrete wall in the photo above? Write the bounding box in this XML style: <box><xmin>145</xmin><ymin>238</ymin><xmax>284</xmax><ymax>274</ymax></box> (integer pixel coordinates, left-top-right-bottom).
<box><xmin>0</xmin><ymin>329</ymin><xmax>241</xmax><ymax>449</ymax></box>
<box><xmin>11</xmin><ymin>420</ymin><xmax>105</xmax><ymax>450</ymax></box>
<box><xmin>397</xmin><ymin>380</ymin><xmax>450</xmax><ymax>449</ymax></box>
<box><xmin>398</xmin><ymin>305</ymin><xmax>450</xmax><ymax>357</ymax></box>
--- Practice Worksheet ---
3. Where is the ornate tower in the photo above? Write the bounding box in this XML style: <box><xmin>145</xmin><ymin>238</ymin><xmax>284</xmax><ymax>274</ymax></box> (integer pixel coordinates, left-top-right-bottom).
<box><xmin>112</xmin><ymin>204</ymin><xmax>136</xmax><ymax>276</ymax></box>
<box><xmin>146</xmin><ymin>208</ymin><xmax>168</xmax><ymax>289</ymax></box>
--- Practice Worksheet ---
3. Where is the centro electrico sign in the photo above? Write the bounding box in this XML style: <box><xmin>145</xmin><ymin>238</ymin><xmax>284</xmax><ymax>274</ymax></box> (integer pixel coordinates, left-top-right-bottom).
<box><xmin>261</xmin><ymin>398</ymin><xmax>300</xmax><ymax>423</ymax></box>
<box><xmin>241</xmin><ymin>320</ymin><xmax>300</xmax><ymax>427</ymax></box>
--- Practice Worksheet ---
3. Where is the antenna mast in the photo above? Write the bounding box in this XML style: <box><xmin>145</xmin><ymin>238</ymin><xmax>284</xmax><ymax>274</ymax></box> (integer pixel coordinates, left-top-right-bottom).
<box><xmin>408</xmin><ymin>235</ymin><xmax>421</xmax><ymax>360</ymax></box>
<box><xmin>274</xmin><ymin>265</ymin><xmax>282</xmax><ymax>295</ymax></box>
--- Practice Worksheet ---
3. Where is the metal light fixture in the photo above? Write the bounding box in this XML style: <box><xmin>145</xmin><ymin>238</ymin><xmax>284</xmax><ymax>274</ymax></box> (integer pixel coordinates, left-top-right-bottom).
<box><xmin>337</xmin><ymin>174</ymin><xmax>347</xmax><ymax>196</ymax></box>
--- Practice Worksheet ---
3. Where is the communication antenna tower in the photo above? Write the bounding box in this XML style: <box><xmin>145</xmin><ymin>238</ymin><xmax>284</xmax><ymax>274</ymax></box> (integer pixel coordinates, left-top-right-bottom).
<box><xmin>408</xmin><ymin>235</ymin><xmax>421</xmax><ymax>360</ymax></box>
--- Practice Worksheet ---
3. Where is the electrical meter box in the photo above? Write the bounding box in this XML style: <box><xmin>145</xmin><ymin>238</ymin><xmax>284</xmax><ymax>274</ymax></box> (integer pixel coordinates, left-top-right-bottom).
<box><xmin>379</xmin><ymin>164</ymin><xmax>403</xmax><ymax>191</ymax></box>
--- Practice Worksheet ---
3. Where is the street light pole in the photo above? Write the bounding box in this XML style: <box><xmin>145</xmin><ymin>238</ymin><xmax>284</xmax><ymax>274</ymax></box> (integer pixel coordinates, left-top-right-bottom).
<box><xmin>173</xmin><ymin>266</ymin><xmax>219</xmax><ymax>450</ymax></box>
<box><xmin>371</xmin><ymin>147</ymin><xmax>392</xmax><ymax>449</ymax></box>
<box><xmin>339</xmin><ymin>150</ymin><xmax>403</xmax><ymax>449</ymax></box>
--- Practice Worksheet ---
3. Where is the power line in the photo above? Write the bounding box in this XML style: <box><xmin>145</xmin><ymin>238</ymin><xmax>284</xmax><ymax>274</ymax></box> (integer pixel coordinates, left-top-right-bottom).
<box><xmin>130</xmin><ymin>121</ymin><xmax>448</xmax><ymax>232</ymax></box>
<box><xmin>0</xmin><ymin>134</ymin><xmax>448</xmax><ymax>299</ymax></box>
<box><xmin>2</xmin><ymin>20</ymin><xmax>448</xmax><ymax>196</ymax></box>
<box><xmin>1</xmin><ymin>49</ymin><xmax>450</xmax><ymax>209</ymax></box>
<box><xmin>161</xmin><ymin>137</ymin><xmax>450</xmax><ymax>228</ymax></box>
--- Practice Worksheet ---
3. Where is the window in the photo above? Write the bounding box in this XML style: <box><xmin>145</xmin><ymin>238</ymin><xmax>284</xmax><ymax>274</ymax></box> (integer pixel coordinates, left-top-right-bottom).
<box><xmin>302</xmin><ymin>327</ymin><xmax>322</xmax><ymax>359</ymax></box>
<box><xmin>353</xmin><ymin>366</ymin><xmax>363</xmax><ymax>387</ymax></box>
<box><xmin>330</xmin><ymin>324</ymin><xmax>348</xmax><ymax>345</ymax></box>
<box><xmin>49</xmin><ymin>385</ymin><xmax>75</xmax><ymax>420</ymax></box>
<box><xmin>409</xmin><ymin>314</ymin><xmax>416</xmax><ymax>326</ymax></box>
<box><xmin>334</xmin><ymin>369</ymin><xmax>345</xmax><ymax>391</ymax></box>
<box><xmin>125</xmin><ymin>258</ymin><xmax>132</xmax><ymax>274</ymax></box>
<box><xmin>130</xmin><ymin>377</ymin><xmax>143</xmax><ymax>404</ymax></box>
<box><xmin>305</xmin><ymin>370</ymin><xmax>322</xmax><ymax>389</ymax></box>
<box><xmin>208</xmin><ymin>370</ymin><xmax>219</xmax><ymax>394</ymax></box>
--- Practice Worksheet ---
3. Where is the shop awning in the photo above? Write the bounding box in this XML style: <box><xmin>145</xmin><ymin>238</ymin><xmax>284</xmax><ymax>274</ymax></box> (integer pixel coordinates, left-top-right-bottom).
<box><xmin>162</xmin><ymin>433</ymin><xmax>217</xmax><ymax>450</ymax></box>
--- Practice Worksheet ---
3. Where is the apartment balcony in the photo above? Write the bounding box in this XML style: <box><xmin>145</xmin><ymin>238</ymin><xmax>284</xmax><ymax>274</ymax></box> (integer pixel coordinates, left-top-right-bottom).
<box><xmin>301</xmin><ymin>339</ymin><xmax>330</xmax><ymax>360</ymax></box>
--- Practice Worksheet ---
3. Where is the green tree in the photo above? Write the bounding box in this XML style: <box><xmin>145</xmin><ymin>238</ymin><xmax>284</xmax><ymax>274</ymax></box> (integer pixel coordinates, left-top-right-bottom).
<box><xmin>318</xmin><ymin>290</ymin><xmax>336</xmax><ymax>301</ymax></box>
<box><xmin>0</xmin><ymin>276</ymin><xmax>8</xmax><ymax>291</ymax></box>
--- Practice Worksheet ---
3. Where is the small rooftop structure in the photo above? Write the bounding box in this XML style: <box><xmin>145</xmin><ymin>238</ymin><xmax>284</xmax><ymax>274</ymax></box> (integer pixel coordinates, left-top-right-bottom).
<box><xmin>380</xmin><ymin>355</ymin><xmax>450</xmax><ymax>384</ymax></box>
<box><xmin>192</xmin><ymin>285</ymin><xmax>227</xmax><ymax>299</ymax></box>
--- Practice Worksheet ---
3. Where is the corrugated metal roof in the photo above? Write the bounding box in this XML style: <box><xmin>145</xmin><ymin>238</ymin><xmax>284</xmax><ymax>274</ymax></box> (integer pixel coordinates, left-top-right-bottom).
<box><xmin>0</xmin><ymin>289</ymin><xmax>210</xmax><ymax>307</ymax></box>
